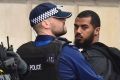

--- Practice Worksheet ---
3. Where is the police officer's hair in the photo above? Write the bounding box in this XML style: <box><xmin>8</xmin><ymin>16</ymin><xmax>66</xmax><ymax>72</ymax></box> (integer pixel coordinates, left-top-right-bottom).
<box><xmin>77</xmin><ymin>10</ymin><xmax>101</xmax><ymax>28</ymax></box>
<box><xmin>33</xmin><ymin>22</ymin><xmax>42</xmax><ymax>34</ymax></box>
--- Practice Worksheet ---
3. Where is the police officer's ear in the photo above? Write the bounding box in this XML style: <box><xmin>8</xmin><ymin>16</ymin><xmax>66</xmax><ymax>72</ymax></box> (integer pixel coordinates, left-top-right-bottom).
<box><xmin>94</xmin><ymin>27</ymin><xmax>100</xmax><ymax>36</ymax></box>
<box><xmin>41</xmin><ymin>19</ymin><xmax>50</xmax><ymax>29</ymax></box>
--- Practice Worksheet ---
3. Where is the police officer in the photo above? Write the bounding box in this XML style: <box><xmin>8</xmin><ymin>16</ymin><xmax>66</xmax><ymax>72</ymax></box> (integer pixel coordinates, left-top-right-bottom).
<box><xmin>0</xmin><ymin>45</ymin><xmax>27</xmax><ymax>80</ymax></box>
<box><xmin>17</xmin><ymin>2</ymin><xmax>103</xmax><ymax>80</ymax></box>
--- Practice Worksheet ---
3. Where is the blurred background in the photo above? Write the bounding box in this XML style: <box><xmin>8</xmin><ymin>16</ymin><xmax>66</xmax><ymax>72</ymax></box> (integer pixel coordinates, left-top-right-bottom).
<box><xmin>0</xmin><ymin>0</ymin><xmax>120</xmax><ymax>51</ymax></box>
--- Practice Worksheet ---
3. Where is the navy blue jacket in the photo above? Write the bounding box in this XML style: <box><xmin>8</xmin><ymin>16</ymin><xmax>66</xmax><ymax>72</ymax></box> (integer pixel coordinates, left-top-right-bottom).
<box><xmin>59</xmin><ymin>43</ymin><xmax>103</xmax><ymax>80</ymax></box>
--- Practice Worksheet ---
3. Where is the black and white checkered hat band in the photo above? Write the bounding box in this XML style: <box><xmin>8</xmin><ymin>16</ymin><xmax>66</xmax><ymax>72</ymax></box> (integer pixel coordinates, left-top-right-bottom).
<box><xmin>31</xmin><ymin>7</ymin><xmax>58</xmax><ymax>25</ymax></box>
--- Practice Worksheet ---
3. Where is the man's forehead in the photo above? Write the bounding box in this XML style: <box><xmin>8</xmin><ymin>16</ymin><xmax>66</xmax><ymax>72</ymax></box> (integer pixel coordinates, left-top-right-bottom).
<box><xmin>75</xmin><ymin>17</ymin><xmax>91</xmax><ymax>23</ymax></box>
<box><xmin>76</xmin><ymin>16</ymin><xmax>91</xmax><ymax>21</ymax></box>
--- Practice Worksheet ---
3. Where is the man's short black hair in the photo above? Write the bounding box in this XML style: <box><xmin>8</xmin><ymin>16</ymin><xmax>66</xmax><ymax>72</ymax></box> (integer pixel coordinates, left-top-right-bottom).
<box><xmin>77</xmin><ymin>10</ymin><xmax>101</xmax><ymax>28</ymax></box>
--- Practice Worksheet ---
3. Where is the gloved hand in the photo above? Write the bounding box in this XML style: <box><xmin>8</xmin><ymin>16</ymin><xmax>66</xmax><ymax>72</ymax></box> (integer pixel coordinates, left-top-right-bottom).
<box><xmin>6</xmin><ymin>51</ymin><xmax>28</xmax><ymax>74</ymax></box>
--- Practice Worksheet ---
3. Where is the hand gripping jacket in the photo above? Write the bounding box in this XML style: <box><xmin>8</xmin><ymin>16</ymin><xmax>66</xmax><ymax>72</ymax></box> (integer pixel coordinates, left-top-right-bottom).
<box><xmin>17</xmin><ymin>38</ymin><xmax>70</xmax><ymax>80</ymax></box>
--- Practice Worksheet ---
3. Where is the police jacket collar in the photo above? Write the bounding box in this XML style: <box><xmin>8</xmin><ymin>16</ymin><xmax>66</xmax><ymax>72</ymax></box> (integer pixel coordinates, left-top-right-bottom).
<box><xmin>34</xmin><ymin>35</ymin><xmax>55</xmax><ymax>47</ymax></box>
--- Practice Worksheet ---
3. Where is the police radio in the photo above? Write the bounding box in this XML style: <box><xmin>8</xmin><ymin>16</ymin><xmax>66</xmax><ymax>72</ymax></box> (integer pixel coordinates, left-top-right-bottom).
<box><xmin>0</xmin><ymin>36</ymin><xmax>17</xmax><ymax>80</ymax></box>
<box><xmin>0</xmin><ymin>46</ymin><xmax>13</xmax><ymax>80</ymax></box>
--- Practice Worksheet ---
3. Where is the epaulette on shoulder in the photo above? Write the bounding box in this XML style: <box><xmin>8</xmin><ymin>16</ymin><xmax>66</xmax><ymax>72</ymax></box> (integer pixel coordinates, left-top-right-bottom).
<box><xmin>56</xmin><ymin>37</ymin><xmax>71</xmax><ymax>45</ymax></box>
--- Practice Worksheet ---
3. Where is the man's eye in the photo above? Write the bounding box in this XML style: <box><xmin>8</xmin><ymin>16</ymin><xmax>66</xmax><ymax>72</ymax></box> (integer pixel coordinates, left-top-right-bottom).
<box><xmin>74</xmin><ymin>24</ymin><xmax>79</xmax><ymax>29</ymax></box>
<box><xmin>81</xmin><ymin>25</ymin><xmax>88</xmax><ymax>30</ymax></box>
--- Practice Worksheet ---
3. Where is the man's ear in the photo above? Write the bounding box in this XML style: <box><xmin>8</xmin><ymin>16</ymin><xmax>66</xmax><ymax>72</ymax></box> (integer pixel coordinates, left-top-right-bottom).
<box><xmin>94</xmin><ymin>27</ymin><xmax>100</xmax><ymax>36</ymax></box>
<box><xmin>41</xmin><ymin>20</ymin><xmax>50</xmax><ymax>29</ymax></box>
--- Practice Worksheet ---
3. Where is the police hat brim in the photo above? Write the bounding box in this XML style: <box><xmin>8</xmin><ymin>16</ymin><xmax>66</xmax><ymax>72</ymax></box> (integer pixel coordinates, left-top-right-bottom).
<box><xmin>53</xmin><ymin>10</ymin><xmax>72</xmax><ymax>18</ymax></box>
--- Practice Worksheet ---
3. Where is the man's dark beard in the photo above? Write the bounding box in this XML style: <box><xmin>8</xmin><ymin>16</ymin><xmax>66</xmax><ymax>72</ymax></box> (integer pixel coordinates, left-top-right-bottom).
<box><xmin>74</xmin><ymin>32</ymin><xmax>94</xmax><ymax>49</ymax></box>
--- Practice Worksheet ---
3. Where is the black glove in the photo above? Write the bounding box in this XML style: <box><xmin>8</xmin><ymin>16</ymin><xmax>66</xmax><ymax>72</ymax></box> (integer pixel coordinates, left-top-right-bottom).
<box><xmin>6</xmin><ymin>51</ymin><xmax>27</xmax><ymax>74</ymax></box>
